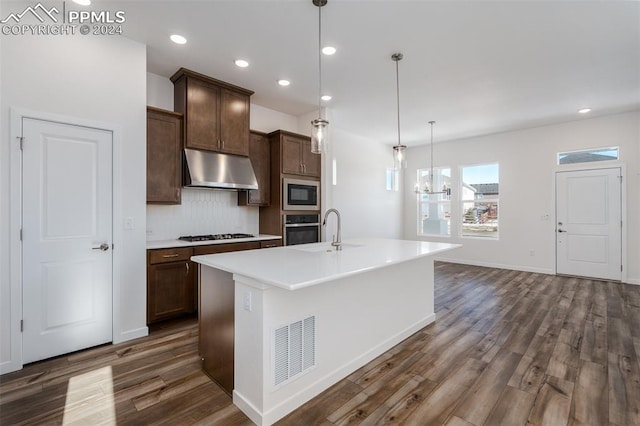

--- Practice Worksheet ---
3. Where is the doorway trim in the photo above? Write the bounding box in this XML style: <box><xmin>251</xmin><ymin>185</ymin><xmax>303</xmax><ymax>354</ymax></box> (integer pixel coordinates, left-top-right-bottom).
<box><xmin>553</xmin><ymin>162</ymin><xmax>627</xmax><ymax>283</ymax></box>
<box><xmin>6</xmin><ymin>107</ymin><xmax>124</xmax><ymax>374</ymax></box>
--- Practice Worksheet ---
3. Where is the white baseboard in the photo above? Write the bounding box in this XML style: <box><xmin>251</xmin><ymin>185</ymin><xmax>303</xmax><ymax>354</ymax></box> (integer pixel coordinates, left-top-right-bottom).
<box><xmin>233</xmin><ymin>390</ymin><xmax>265</xmax><ymax>426</ymax></box>
<box><xmin>235</xmin><ymin>314</ymin><xmax>436</xmax><ymax>426</ymax></box>
<box><xmin>434</xmin><ymin>257</ymin><xmax>555</xmax><ymax>275</ymax></box>
<box><xmin>436</xmin><ymin>257</ymin><xmax>640</xmax><ymax>285</ymax></box>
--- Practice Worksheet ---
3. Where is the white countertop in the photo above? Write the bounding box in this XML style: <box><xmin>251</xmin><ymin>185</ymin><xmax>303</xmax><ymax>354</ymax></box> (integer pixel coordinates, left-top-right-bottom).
<box><xmin>191</xmin><ymin>238</ymin><xmax>461</xmax><ymax>290</ymax></box>
<box><xmin>146</xmin><ymin>234</ymin><xmax>282</xmax><ymax>250</ymax></box>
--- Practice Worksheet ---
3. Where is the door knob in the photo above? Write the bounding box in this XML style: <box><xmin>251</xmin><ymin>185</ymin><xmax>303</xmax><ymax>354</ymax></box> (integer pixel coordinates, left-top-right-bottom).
<box><xmin>558</xmin><ymin>229</ymin><xmax>566</xmax><ymax>233</ymax></box>
<box><xmin>92</xmin><ymin>243</ymin><xmax>110</xmax><ymax>251</ymax></box>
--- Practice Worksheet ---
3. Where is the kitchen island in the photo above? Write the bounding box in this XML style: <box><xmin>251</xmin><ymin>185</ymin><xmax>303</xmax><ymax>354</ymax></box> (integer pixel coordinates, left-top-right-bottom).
<box><xmin>191</xmin><ymin>238</ymin><xmax>460</xmax><ymax>426</ymax></box>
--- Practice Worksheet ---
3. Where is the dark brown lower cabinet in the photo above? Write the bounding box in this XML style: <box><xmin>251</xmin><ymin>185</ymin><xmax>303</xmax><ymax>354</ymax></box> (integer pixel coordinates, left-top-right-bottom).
<box><xmin>199</xmin><ymin>267</ymin><xmax>235</xmax><ymax>395</ymax></box>
<box><xmin>195</xmin><ymin>241</ymin><xmax>261</xmax><ymax>395</ymax></box>
<box><xmin>147</xmin><ymin>247</ymin><xmax>195</xmax><ymax>324</ymax></box>
<box><xmin>147</xmin><ymin>238</ymin><xmax>282</xmax><ymax>395</ymax></box>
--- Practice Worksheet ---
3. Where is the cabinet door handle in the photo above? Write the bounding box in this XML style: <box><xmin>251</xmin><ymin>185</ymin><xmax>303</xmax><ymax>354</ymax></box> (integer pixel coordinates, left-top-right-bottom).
<box><xmin>217</xmin><ymin>140</ymin><xmax>221</xmax><ymax>149</ymax></box>
<box><xmin>221</xmin><ymin>140</ymin><xmax>225</xmax><ymax>149</ymax></box>
<box><xmin>300</xmin><ymin>162</ymin><xmax>304</xmax><ymax>172</ymax></box>
<box><xmin>303</xmin><ymin>164</ymin><xmax>307</xmax><ymax>173</ymax></box>
<box><xmin>185</xmin><ymin>262</ymin><xmax>190</xmax><ymax>274</ymax></box>
<box><xmin>162</xmin><ymin>254</ymin><xmax>180</xmax><ymax>258</ymax></box>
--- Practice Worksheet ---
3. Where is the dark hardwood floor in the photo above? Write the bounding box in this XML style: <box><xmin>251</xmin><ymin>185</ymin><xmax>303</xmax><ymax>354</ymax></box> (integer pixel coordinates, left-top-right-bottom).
<box><xmin>1</xmin><ymin>262</ymin><xmax>638</xmax><ymax>425</ymax></box>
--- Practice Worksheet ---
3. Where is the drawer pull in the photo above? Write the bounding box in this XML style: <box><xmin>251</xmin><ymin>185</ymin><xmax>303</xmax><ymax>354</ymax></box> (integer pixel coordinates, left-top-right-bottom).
<box><xmin>162</xmin><ymin>254</ymin><xmax>180</xmax><ymax>258</ymax></box>
<box><xmin>264</xmin><ymin>244</ymin><xmax>277</xmax><ymax>248</ymax></box>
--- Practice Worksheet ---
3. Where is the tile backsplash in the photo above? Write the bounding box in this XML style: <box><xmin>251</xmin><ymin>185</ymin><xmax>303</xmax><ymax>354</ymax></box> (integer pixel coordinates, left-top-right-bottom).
<box><xmin>146</xmin><ymin>188</ymin><xmax>259</xmax><ymax>241</ymax></box>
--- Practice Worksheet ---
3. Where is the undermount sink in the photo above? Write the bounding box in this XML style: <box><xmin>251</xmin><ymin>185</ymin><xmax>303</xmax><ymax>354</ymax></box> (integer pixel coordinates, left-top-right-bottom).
<box><xmin>291</xmin><ymin>242</ymin><xmax>364</xmax><ymax>253</ymax></box>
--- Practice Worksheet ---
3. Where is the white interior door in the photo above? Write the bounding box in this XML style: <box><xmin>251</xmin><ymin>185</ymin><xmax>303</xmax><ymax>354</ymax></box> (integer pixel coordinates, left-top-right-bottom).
<box><xmin>22</xmin><ymin>118</ymin><xmax>113</xmax><ymax>364</ymax></box>
<box><xmin>556</xmin><ymin>167</ymin><xmax>621</xmax><ymax>281</ymax></box>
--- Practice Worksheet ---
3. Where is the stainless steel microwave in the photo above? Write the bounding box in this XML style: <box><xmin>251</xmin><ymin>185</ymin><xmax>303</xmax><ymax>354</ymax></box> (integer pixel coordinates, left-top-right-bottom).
<box><xmin>282</xmin><ymin>178</ymin><xmax>319</xmax><ymax>211</ymax></box>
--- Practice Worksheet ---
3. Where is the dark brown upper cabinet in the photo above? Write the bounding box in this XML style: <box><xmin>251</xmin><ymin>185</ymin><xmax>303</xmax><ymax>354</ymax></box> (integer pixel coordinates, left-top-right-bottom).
<box><xmin>278</xmin><ymin>132</ymin><xmax>321</xmax><ymax>178</ymax></box>
<box><xmin>171</xmin><ymin>68</ymin><xmax>254</xmax><ymax>157</ymax></box>
<box><xmin>147</xmin><ymin>106</ymin><xmax>183</xmax><ymax>204</ymax></box>
<box><xmin>238</xmin><ymin>130</ymin><xmax>271</xmax><ymax>206</ymax></box>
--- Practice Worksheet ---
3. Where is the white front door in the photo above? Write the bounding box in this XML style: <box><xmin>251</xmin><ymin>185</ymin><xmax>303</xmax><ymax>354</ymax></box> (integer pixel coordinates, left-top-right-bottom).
<box><xmin>22</xmin><ymin>118</ymin><xmax>113</xmax><ymax>364</ymax></box>
<box><xmin>556</xmin><ymin>167</ymin><xmax>622</xmax><ymax>281</ymax></box>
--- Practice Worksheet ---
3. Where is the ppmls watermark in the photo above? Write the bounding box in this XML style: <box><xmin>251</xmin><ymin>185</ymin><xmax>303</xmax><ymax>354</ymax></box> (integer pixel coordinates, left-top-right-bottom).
<box><xmin>1</xmin><ymin>2</ymin><xmax>126</xmax><ymax>36</ymax></box>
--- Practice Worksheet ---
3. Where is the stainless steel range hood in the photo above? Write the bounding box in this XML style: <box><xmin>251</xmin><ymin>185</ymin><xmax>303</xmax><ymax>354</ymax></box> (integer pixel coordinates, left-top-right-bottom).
<box><xmin>183</xmin><ymin>149</ymin><xmax>258</xmax><ymax>190</ymax></box>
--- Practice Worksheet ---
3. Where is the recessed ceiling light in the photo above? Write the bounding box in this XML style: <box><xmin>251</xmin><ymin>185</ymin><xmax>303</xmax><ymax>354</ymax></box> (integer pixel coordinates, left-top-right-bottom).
<box><xmin>278</xmin><ymin>79</ymin><xmax>290</xmax><ymax>86</ymax></box>
<box><xmin>322</xmin><ymin>46</ymin><xmax>336</xmax><ymax>55</ymax></box>
<box><xmin>72</xmin><ymin>0</ymin><xmax>91</xmax><ymax>5</ymax></box>
<box><xmin>321</xmin><ymin>95</ymin><xmax>332</xmax><ymax>101</ymax></box>
<box><xmin>235</xmin><ymin>59</ymin><xmax>249</xmax><ymax>68</ymax></box>
<box><xmin>170</xmin><ymin>34</ymin><xmax>187</xmax><ymax>45</ymax></box>
<box><xmin>578</xmin><ymin>108</ymin><xmax>592</xmax><ymax>114</ymax></box>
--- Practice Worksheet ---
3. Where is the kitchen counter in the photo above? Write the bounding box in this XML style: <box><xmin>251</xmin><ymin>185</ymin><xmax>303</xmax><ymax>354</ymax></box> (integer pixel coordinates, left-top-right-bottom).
<box><xmin>146</xmin><ymin>234</ymin><xmax>281</xmax><ymax>250</ymax></box>
<box><xmin>191</xmin><ymin>238</ymin><xmax>460</xmax><ymax>290</ymax></box>
<box><xmin>193</xmin><ymin>238</ymin><xmax>460</xmax><ymax>425</ymax></box>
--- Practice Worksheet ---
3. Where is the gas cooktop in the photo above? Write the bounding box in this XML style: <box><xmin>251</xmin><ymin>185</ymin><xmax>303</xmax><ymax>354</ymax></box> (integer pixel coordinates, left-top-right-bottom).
<box><xmin>178</xmin><ymin>233</ymin><xmax>255</xmax><ymax>242</ymax></box>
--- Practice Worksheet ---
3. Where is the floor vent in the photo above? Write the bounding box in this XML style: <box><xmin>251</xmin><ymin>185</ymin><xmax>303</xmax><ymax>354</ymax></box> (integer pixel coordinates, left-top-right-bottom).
<box><xmin>274</xmin><ymin>315</ymin><xmax>316</xmax><ymax>387</ymax></box>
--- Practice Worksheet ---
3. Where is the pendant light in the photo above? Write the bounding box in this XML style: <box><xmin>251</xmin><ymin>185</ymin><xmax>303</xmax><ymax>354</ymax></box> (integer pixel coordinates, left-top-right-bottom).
<box><xmin>391</xmin><ymin>53</ymin><xmax>407</xmax><ymax>169</ymax></box>
<box><xmin>311</xmin><ymin>0</ymin><xmax>329</xmax><ymax>154</ymax></box>
<box><xmin>421</xmin><ymin>120</ymin><xmax>448</xmax><ymax>195</ymax></box>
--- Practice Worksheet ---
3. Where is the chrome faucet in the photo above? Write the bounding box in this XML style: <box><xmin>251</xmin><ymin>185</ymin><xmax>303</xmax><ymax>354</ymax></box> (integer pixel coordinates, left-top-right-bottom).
<box><xmin>322</xmin><ymin>208</ymin><xmax>342</xmax><ymax>251</ymax></box>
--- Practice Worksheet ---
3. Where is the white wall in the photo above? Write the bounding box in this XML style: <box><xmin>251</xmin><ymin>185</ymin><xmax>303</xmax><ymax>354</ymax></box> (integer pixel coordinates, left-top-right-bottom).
<box><xmin>327</xmin><ymin>126</ymin><xmax>403</xmax><ymax>240</ymax></box>
<box><xmin>251</xmin><ymin>104</ymin><xmax>299</xmax><ymax>134</ymax></box>
<box><xmin>403</xmin><ymin>111</ymin><xmax>640</xmax><ymax>283</ymax></box>
<box><xmin>1</xmin><ymin>34</ymin><xmax>148</xmax><ymax>372</ymax></box>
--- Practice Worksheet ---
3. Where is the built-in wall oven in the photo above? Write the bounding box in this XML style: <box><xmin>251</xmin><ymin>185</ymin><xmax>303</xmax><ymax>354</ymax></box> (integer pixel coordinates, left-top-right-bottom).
<box><xmin>284</xmin><ymin>214</ymin><xmax>320</xmax><ymax>246</ymax></box>
<box><xmin>283</xmin><ymin>178</ymin><xmax>319</xmax><ymax>211</ymax></box>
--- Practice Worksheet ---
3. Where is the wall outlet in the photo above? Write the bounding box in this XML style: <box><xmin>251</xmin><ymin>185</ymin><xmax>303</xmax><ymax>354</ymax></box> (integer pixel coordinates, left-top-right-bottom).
<box><xmin>243</xmin><ymin>291</ymin><xmax>252</xmax><ymax>312</ymax></box>
<box><xmin>124</xmin><ymin>217</ymin><xmax>134</xmax><ymax>230</ymax></box>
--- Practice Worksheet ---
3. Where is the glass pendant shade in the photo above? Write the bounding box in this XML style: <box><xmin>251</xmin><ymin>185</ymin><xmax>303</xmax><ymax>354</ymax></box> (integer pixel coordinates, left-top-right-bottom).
<box><xmin>311</xmin><ymin>118</ymin><xmax>329</xmax><ymax>154</ymax></box>
<box><xmin>310</xmin><ymin>0</ymin><xmax>329</xmax><ymax>155</ymax></box>
<box><xmin>393</xmin><ymin>144</ymin><xmax>407</xmax><ymax>170</ymax></box>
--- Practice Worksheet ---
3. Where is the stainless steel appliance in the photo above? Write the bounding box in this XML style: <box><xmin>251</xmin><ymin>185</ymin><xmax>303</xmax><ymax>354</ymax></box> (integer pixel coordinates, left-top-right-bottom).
<box><xmin>284</xmin><ymin>214</ymin><xmax>320</xmax><ymax>246</ymax></box>
<box><xmin>183</xmin><ymin>149</ymin><xmax>258</xmax><ymax>190</ymax></box>
<box><xmin>282</xmin><ymin>178</ymin><xmax>319</xmax><ymax>211</ymax></box>
<box><xmin>178</xmin><ymin>233</ymin><xmax>254</xmax><ymax>242</ymax></box>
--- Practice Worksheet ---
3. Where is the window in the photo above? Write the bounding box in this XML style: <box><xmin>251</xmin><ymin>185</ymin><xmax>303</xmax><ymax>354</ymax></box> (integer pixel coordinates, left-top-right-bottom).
<box><xmin>417</xmin><ymin>167</ymin><xmax>451</xmax><ymax>236</ymax></box>
<box><xmin>461</xmin><ymin>163</ymin><xmax>499</xmax><ymax>238</ymax></box>
<box><xmin>386</xmin><ymin>168</ymin><xmax>398</xmax><ymax>191</ymax></box>
<box><xmin>557</xmin><ymin>147</ymin><xmax>618</xmax><ymax>165</ymax></box>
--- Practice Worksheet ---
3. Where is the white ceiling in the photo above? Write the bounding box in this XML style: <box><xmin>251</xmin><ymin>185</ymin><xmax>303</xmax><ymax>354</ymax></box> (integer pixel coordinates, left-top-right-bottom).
<box><xmin>114</xmin><ymin>0</ymin><xmax>639</xmax><ymax>146</ymax></box>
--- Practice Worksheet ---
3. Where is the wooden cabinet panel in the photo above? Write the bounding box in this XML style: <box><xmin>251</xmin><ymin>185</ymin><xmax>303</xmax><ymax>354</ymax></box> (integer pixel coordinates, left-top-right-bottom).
<box><xmin>301</xmin><ymin>139</ymin><xmax>321</xmax><ymax>178</ymax></box>
<box><xmin>185</xmin><ymin>78</ymin><xmax>220</xmax><ymax>151</ymax></box>
<box><xmin>148</xmin><ymin>247</ymin><xmax>192</xmax><ymax>264</ymax></box>
<box><xmin>193</xmin><ymin>241</ymin><xmax>260</xmax><ymax>256</ymax></box>
<box><xmin>172</xmin><ymin>68</ymin><xmax>253</xmax><ymax>156</ymax></box>
<box><xmin>260</xmin><ymin>239</ymin><xmax>282</xmax><ymax>248</ymax></box>
<box><xmin>147</xmin><ymin>247</ymin><xmax>195</xmax><ymax>324</ymax></box>
<box><xmin>219</xmin><ymin>89</ymin><xmax>250</xmax><ymax>156</ymax></box>
<box><xmin>199</xmin><ymin>267</ymin><xmax>234</xmax><ymax>395</ymax></box>
<box><xmin>147</xmin><ymin>107</ymin><xmax>183</xmax><ymax>204</ymax></box>
<box><xmin>274</xmin><ymin>131</ymin><xmax>320</xmax><ymax>177</ymax></box>
<box><xmin>282</xmin><ymin>135</ymin><xmax>303</xmax><ymax>175</ymax></box>
<box><xmin>147</xmin><ymin>259</ymin><xmax>195</xmax><ymax>324</ymax></box>
<box><xmin>238</xmin><ymin>131</ymin><xmax>270</xmax><ymax>206</ymax></box>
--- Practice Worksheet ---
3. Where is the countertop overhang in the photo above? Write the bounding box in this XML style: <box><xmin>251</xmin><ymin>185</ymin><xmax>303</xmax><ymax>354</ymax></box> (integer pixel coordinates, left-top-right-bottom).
<box><xmin>146</xmin><ymin>234</ymin><xmax>282</xmax><ymax>250</ymax></box>
<box><xmin>191</xmin><ymin>238</ymin><xmax>461</xmax><ymax>290</ymax></box>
